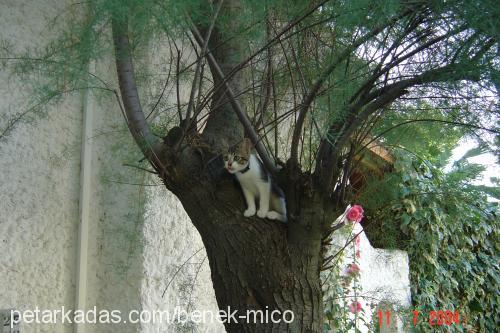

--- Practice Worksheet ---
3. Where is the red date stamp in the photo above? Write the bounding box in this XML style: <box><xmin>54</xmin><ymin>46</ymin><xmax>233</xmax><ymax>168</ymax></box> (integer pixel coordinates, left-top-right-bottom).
<box><xmin>378</xmin><ymin>310</ymin><xmax>463</xmax><ymax>328</ymax></box>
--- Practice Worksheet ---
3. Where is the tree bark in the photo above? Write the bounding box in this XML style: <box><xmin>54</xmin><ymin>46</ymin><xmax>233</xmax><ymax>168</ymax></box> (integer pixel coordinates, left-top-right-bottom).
<box><xmin>168</xmin><ymin>168</ymin><xmax>329</xmax><ymax>333</ymax></box>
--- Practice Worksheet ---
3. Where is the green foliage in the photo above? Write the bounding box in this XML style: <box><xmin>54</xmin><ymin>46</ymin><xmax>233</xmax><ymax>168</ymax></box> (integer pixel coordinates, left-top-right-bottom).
<box><xmin>360</xmin><ymin>149</ymin><xmax>499</xmax><ymax>332</ymax></box>
<box><xmin>431</xmin><ymin>0</ymin><xmax>500</xmax><ymax>39</ymax></box>
<box><xmin>372</xmin><ymin>103</ymin><xmax>468</xmax><ymax>166</ymax></box>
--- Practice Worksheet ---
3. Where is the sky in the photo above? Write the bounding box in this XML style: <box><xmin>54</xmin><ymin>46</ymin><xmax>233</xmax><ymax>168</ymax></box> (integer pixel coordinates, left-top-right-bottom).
<box><xmin>447</xmin><ymin>137</ymin><xmax>499</xmax><ymax>190</ymax></box>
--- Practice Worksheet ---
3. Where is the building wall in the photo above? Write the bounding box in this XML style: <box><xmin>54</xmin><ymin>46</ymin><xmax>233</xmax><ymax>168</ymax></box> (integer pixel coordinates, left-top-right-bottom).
<box><xmin>0</xmin><ymin>1</ymin><xmax>222</xmax><ymax>333</ymax></box>
<box><xmin>140</xmin><ymin>186</ymin><xmax>223</xmax><ymax>333</ymax></box>
<box><xmin>326</xmin><ymin>208</ymin><xmax>412</xmax><ymax>333</ymax></box>
<box><xmin>0</xmin><ymin>1</ymin><xmax>82</xmax><ymax>333</ymax></box>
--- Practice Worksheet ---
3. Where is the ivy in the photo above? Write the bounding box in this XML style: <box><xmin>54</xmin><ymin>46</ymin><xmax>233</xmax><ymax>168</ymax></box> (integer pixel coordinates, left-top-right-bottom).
<box><xmin>361</xmin><ymin>152</ymin><xmax>499</xmax><ymax>332</ymax></box>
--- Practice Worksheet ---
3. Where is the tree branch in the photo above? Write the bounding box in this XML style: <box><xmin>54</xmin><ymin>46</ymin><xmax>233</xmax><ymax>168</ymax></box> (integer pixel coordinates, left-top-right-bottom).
<box><xmin>111</xmin><ymin>17</ymin><xmax>163</xmax><ymax>165</ymax></box>
<box><xmin>190</xmin><ymin>21</ymin><xmax>277</xmax><ymax>174</ymax></box>
<box><xmin>175</xmin><ymin>0</ymin><xmax>224</xmax><ymax>150</ymax></box>
<box><xmin>185</xmin><ymin>0</ymin><xmax>223</xmax><ymax>125</ymax></box>
<box><xmin>315</xmin><ymin>60</ymin><xmax>483</xmax><ymax>192</ymax></box>
<box><xmin>289</xmin><ymin>9</ymin><xmax>412</xmax><ymax>172</ymax></box>
<box><xmin>351</xmin><ymin>26</ymin><xmax>465</xmax><ymax>104</ymax></box>
<box><xmin>355</xmin><ymin>118</ymin><xmax>500</xmax><ymax>158</ymax></box>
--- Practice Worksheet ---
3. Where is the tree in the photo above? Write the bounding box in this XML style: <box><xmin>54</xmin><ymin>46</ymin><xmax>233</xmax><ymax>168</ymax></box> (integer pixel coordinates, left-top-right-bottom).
<box><xmin>1</xmin><ymin>0</ymin><xmax>498</xmax><ymax>332</ymax></box>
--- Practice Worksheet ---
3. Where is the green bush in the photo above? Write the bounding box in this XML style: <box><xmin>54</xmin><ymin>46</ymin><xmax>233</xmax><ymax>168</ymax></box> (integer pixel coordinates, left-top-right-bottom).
<box><xmin>361</xmin><ymin>153</ymin><xmax>499</xmax><ymax>332</ymax></box>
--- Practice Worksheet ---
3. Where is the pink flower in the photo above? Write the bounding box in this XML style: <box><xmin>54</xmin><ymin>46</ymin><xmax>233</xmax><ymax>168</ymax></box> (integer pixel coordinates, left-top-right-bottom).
<box><xmin>349</xmin><ymin>301</ymin><xmax>362</xmax><ymax>313</ymax></box>
<box><xmin>347</xmin><ymin>205</ymin><xmax>364</xmax><ymax>223</ymax></box>
<box><xmin>356</xmin><ymin>250</ymin><xmax>361</xmax><ymax>259</ymax></box>
<box><xmin>346</xmin><ymin>263</ymin><xmax>360</xmax><ymax>275</ymax></box>
<box><xmin>355</xmin><ymin>235</ymin><xmax>361</xmax><ymax>246</ymax></box>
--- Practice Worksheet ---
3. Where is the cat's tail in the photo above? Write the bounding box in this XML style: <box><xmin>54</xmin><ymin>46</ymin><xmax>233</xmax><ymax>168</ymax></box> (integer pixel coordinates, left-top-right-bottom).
<box><xmin>267</xmin><ymin>211</ymin><xmax>287</xmax><ymax>223</ymax></box>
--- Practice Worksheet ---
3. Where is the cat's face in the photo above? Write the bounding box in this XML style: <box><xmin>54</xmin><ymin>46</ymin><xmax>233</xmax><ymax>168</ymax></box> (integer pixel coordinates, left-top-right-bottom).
<box><xmin>222</xmin><ymin>139</ymin><xmax>252</xmax><ymax>174</ymax></box>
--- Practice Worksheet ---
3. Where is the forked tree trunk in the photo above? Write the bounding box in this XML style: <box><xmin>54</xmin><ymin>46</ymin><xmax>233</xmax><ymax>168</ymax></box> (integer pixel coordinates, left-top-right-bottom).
<box><xmin>111</xmin><ymin>2</ymin><xmax>336</xmax><ymax>330</ymax></box>
<box><xmin>173</xmin><ymin>6</ymin><xmax>327</xmax><ymax>330</ymax></box>
<box><xmin>170</xmin><ymin>172</ymin><xmax>329</xmax><ymax>333</ymax></box>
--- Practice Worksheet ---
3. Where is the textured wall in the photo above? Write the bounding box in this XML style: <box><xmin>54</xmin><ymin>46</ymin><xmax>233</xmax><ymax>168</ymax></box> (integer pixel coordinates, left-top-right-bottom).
<box><xmin>0</xmin><ymin>2</ymin><xmax>222</xmax><ymax>333</ymax></box>
<box><xmin>140</xmin><ymin>186</ymin><xmax>224</xmax><ymax>333</ymax></box>
<box><xmin>327</xmin><ymin>210</ymin><xmax>412</xmax><ymax>333</ymax></box>
<box><xmin>0</xmin><ymin>1</ymin><xmax>81</xmax><ymax>332</ymax></box>
<box><xmin>81</xmin><ymin>75</ymin><xmax>145</xmax><ymax>333</ymax></box>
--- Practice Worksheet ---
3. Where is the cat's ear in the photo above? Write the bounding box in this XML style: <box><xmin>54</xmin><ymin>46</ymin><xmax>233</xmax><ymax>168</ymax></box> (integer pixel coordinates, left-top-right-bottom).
<box><xmin>241</xmin><ymin>138</ymin><xmax>253</xmax><ymax>154</ymax></box>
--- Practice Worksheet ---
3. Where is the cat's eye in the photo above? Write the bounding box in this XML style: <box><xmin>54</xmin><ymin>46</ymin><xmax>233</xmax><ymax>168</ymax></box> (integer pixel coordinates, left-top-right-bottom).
<box><xmin>236</xmin><ymin>156</ymin><xmax>247</xmax><ymax>163</ymax></box>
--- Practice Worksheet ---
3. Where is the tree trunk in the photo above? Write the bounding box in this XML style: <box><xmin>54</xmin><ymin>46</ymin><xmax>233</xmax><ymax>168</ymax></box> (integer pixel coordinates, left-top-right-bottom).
<box><xmin>169</xmin><ymin>169</ymin><xmax>327</xmax><ymax>333</ymax></box>
<box><xmin>180</xmin><ymin>7</ymin><xmax>328</xmax><ymax>329</ymax></box>
<box><xmin>112</xmin><ymin>1</ymin><xmax>335</xmax><ymax>330</ymax></box>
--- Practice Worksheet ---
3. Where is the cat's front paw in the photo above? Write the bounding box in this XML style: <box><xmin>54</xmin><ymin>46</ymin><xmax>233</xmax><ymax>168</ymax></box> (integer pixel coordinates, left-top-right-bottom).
<box><xmin>244</xmin><ymin>208</ymin><xmax>256</xmax><ymax>217</ymax></box>
<box><xmin>257</xmin><ymin>209</ymin><xmax>268</xmax><ymax>218</ymax></box>
<box><xmin>266</xmin><ymin>211</ymin><xmax>279</xmax><ymax>220</ymax></box>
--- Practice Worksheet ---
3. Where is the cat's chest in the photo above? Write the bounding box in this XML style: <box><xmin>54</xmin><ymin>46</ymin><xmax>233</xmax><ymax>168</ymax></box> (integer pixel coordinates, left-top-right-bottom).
<box><xmin>235</xmin><ymin>166</ymin><xmax>266</xmax><ymax>195</ymax></box>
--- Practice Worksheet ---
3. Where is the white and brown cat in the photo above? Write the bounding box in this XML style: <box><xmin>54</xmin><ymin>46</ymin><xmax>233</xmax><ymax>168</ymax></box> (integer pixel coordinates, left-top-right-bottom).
<box><xmin>223</xmin><ymin>138</ymin><xmax>287</xmax><ymax>222</ymax></box>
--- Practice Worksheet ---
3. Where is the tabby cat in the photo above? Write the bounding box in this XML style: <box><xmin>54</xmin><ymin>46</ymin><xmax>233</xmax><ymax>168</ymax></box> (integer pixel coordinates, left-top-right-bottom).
<box><xmin>222</xmin><ymin>138</ymin><xmax>287</xmax><ymax>222</ymax></box>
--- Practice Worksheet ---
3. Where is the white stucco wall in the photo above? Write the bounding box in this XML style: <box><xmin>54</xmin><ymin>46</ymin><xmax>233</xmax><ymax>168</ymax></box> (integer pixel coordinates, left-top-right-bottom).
<box><xmin>325</xmin><ymin>208</ymin><xmax>412</xmax><ymax>333</ymax></box>
<box><xmin>140</xmin><ymin>186</ymin><xmax>224</xmax><ymax>333</ymax></box>
<box><xmin>0</xmin><ymin>1</ymin><xmax>82</xmax><ymax>332</ymax></box>
<box><xmin>0</xmin><ymin>1</ymin><xmax>222</xmax><ymax>333</ymax></box>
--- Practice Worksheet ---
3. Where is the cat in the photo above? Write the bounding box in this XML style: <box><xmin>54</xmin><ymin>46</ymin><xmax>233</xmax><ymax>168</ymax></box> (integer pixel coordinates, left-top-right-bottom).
<box><xmin>222</xmin><ymin>138</ymin><xmax>287</xmax><ymax>222</ymax></box>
